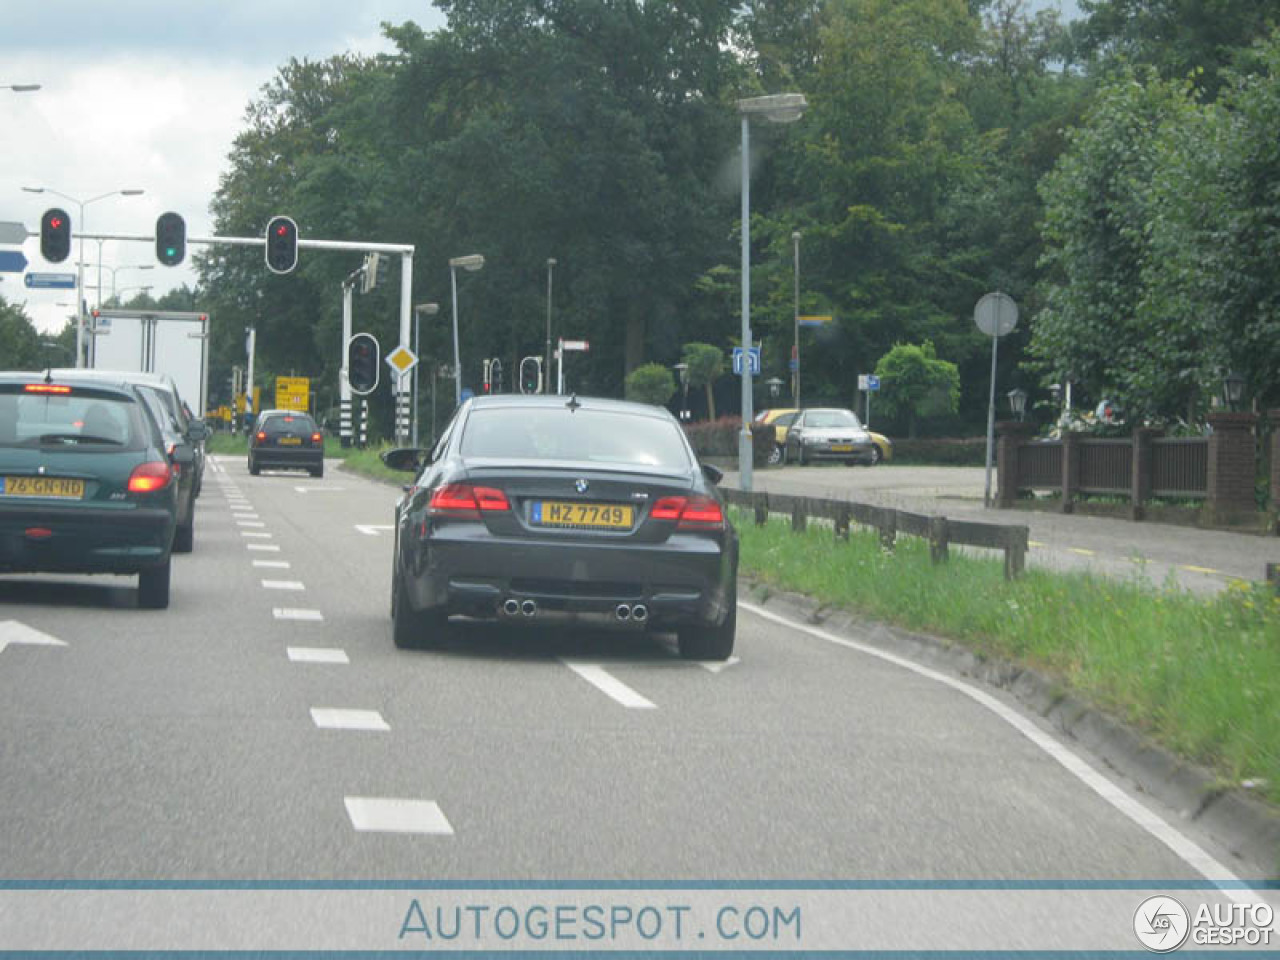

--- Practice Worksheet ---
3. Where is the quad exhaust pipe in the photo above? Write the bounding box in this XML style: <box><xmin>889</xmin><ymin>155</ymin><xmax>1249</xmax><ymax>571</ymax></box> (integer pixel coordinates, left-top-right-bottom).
<box><xmin>502</xmin><ymin>598</ymin><xmax>539</xmax><ymax>618</ymax></box>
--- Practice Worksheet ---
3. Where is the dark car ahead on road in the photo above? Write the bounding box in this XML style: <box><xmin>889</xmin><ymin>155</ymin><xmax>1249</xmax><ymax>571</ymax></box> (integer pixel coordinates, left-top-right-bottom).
<box><xmin>48</xmin><ymin>368</ymin><xmax>207</xmax><ymax>551</ymax></box>
<box><xmin>248</xmin><ymin>410</ymin><xmax>324</xmax><ymax>478</ymax></box>
<box><xmin>782</xmin><ymin>407</ymin><xmax>877</xmax><ymax>466</ymax></box>
<box><xmin>0</xmin><ymin>371</ymin><xmax>187</xmax><ymax>608</ymax></box>
<box><xmin>381</xmin><ymin>394</ymin><xmax>739</xmax><ymax>660</ymax></box>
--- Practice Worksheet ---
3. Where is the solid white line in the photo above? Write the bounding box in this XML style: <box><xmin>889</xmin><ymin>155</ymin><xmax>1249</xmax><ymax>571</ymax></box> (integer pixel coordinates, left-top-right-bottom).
<box><xmin>252</xmin><ymin>560</ymin><xmax>291</xmax><ymax>569</ymax></box>
<box><xmin>273</xmin><ymin>608</ymin><xmax>324</xmax><ymax>621</ymax></box>
<box><xmin>247</xmin><ymin>544</ymin><xmax>281</xmax><ymax>552</ymax></box>
<box><xmin>287</xmin><ymin>647</ymin><xmax>349</xmax><ymax>664</ymax></box>
<box><xmin>344</xmin><ymin>797</ymin><xmax>453</xmax><ymax>835</ymax></box>
<box><xmin>739</xmin><ymin>600</ymin><xmax>1252</xmax><ymax>896</ymax></box>
<box><xmin>262</xmin><ymin>580</ymin><xmax>305</xmax><ymax>591</ymax></box>
<box><xmin>311</xmin><ymin>708</ymin><xmax>389</xmax><ymax>732</ymax></box>
<box><xmin>560</xmin><ymin>661</ymin><xmax>656</xmax><ymax>709</ymax></box>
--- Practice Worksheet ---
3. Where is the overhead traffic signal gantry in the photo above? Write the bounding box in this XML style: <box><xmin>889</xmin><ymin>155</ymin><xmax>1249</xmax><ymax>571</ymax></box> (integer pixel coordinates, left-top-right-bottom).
<box><xmin>155</xmin><ymin>212</ymin><xmax>186</xmax><ymax>267</ymax></box>
<box><xmin>347</xmin><ymin>332</ymin><xmax>380</xmax><ymax>395</ymax></box>
<box><xmin>264</xmin><ymin>215</ymin><xmax>298</xmax><ymax>274</ymax></box>
<box><xmin>39</xmin><ymin>208</ymin><xmax>71</xmax><ymax>263</ymax></box>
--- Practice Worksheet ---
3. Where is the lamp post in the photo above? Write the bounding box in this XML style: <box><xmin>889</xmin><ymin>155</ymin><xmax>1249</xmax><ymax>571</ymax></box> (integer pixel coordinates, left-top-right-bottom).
<box><xmin>736</xmin><ymin>93</ymin><xmax>807</xmax><ymax>492</ymax></box>
<box><xmin>77</xmin><ymin>262</ymin><xmax>153</xmax><ymax>302</ymax></box>
<box><xmin>1222</xmin><ymin>371</ymin><xmax>1245</xmax><ymax>412</ymax></box>
<box><xmin>544</xmin><ymin>258</ymin><xmax>557</xmax><ymax>394</ymax></box>
<box><xmin>412</xmin><ymin>302</ymin><xmax>440</xmax><ymax>445</ymax></box>
<box><xmin>448</xmin><ymin>254</ymin><xmax>485</xmax><ymax>406</ymax></box>
<box><xmin>766</xmin><ymin>376</ymin><xmax>784</xmax><ymax>400</ymax></box>
<box><xmin>1006</xmin><ymin>388</ymin><xmax>1028</xmax><ymax>422</ymax></box>
<box><xmin>673</xmin><ymin>362</ymin><xmax>690</xmax><ymax>421</ymax></box>
<box><xmin>792</xmin><ymin>230</ymin><xmax>801</xmax><ymax>406</ymax></box>
<box><xmin>21</xmin><ymin>186</ymin><xmax>145</xmax><ymax>367</ymax></box>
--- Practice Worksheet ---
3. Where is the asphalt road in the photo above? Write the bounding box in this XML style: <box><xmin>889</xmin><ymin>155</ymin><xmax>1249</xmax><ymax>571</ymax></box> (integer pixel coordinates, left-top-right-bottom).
<box><xmin>721</xmin><ymin>463</ymin><xmax>1280</xmax><ymax>595</ymax></box>
<box><xmin>0</xmin><ymin>453</ymin><xmax>1269</xmax><ymax>895</ymax></box>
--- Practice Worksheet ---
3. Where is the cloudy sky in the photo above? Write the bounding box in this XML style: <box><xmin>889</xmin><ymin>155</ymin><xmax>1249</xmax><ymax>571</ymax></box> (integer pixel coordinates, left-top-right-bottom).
<box><xmin>3</xmin><ymin>0</ymin><xmax>1079</xmax><ymax>336</ymax></box>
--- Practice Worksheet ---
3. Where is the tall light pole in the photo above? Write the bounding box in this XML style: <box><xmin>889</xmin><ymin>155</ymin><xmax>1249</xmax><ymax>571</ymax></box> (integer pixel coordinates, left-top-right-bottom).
<box><xmin>792</xmin><ymin>230</ymin><xmax>801</xmax><ymax>408</ymax></box>
<box><xmin>448</xmin><ymin>255</ymin><xmax>485</xmax><ymax>406</ymax></box>
<box><xmin>544</xmin><ymin>258</ymin><xmax>557</xmax><ymax>394</ymax></box>
<box><xmin>412</xmin><ymin>302</ymin><xmax>439</xmax><ymax>446</ymax></box>
<box><xmin>22</xmin><ymin>186</ymin><xmax>145</xmax><ymax>367</ymax></box>
<box><xmin>736</xmin><ymin>93</ymin><xmax>807</xmax><ymax>492</ymax></box>
<box><xmin>76</xmin><ymin>262</ymin><xmax>153</xmax><ymax>302</ymax></box>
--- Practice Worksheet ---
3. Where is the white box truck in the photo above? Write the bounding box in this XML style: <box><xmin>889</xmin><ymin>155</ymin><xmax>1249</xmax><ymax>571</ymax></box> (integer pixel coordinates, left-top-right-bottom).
<box><xmin>88</xmin><ymin>309</ymin><xmax>210</xmax><ymax>417</ymax></box>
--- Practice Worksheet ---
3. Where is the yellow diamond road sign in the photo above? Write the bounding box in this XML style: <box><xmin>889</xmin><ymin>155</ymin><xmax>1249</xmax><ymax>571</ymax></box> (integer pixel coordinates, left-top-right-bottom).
<box><xmin>385</xmin><ymin>345</ymin><xmax>417</xmax><ymax>375</ymax></box>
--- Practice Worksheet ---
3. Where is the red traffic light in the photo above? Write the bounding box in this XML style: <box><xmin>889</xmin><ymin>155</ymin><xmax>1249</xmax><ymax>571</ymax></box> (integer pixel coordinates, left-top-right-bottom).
<box><xmin>40</xmin><ymin>208</ymin><xmax>72</xmax><ymax>264</ymax></box>
<box><xmin>265</xmin><ymin>215</ymin><xmax>298</xmax><ymax>274</ymax></box>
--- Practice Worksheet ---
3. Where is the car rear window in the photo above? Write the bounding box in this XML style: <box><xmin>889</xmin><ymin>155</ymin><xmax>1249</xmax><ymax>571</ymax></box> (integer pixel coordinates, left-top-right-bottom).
<box><xmin>459</xmin><ymin>407</ymin><xmax>692</xmax><ymax>469</ymax></box>
<box><xmin>0</xmin><ymin>384</ymin><xmax>149</xmax><ymax>450</ymax></box>
<box><xmin>262</xmin><ymin>415</ymin><xmax>317</xmax><ymax>435</ymax></box>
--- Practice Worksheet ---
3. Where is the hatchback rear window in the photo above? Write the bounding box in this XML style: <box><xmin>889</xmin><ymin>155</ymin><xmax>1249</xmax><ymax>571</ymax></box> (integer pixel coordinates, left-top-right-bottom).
<box><xmin>460</xmin><ymin>407</ymin><xmax>691</xmax><ymax>468</ymax></box>
<box><xmin>0</xmin><ymin>385</ymin><xmax>148</xmax><ymax>450</ymax></box>
<box><xmin>262</xmin><ymin>415</ymin><xmax>317</xmax><ymax>435</ymax></box>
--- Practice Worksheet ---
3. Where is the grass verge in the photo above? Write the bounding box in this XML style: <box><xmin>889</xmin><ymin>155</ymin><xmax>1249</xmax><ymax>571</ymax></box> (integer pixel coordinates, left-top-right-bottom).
<box><xmin>732</xmin><ymin>507</ymin><xmax>1280</xmax><ymax>808</ymax></box>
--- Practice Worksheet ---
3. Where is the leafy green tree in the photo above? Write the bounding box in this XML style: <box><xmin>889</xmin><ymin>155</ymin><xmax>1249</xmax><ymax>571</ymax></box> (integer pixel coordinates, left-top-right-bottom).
<box><xmin>0</xmin><ymin>296</ymin><xmax>43</xmax><ymax>369</ymax></box>
<box><xmin>873</xmin><ymin>341</ymin><xmax>961</xmax><ymax>437</ymax></box>
<box><xmin>680</xmin><ymin>342</ymin><xmax>725</xmax><ymax>420</ymax></box>
<box><xmin>625</xmin><ymin>363</ymin><xmax>676</xmax><ymax>407</ymax></box>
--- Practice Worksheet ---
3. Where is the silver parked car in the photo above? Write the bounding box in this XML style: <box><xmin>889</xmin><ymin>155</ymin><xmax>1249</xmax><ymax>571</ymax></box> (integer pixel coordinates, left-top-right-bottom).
<box><xmin>782</xmin><ymin>407</ymin><xmax>876</xmax><ymax>466</ymax></box>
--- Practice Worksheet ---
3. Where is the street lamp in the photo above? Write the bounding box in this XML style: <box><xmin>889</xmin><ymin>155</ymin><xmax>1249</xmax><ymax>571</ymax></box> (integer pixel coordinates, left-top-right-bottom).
<box><xmin>1221</xmin><ymin>371</ymin><xmax>1245</xmax><ymax>411</ymax></box>
<box><xmin>448</xmin><ymin>254</ymin><xmax>485</xmax><ymax>406</ymax></box>
<box><xmin>766</xmin><ymin>376</ymin><xmax>784</xmax><ymax>400</ymax></box>
<box><xmin>412</xmin><ymin>302</ymin><xmax>440</xmax><ymax>445</ymax></box>
<box><xmin>792</xmin><ymin>230</ymin><xmax>801</xmax><ymax>406</ymax></box>
<box><xmin>736</xmin><ymin>92</ymin><xmax>807</xmax><ymax>491</ymax></box>
<box><xmin>2</xmin><ymin>84</ymin><xmax>40</xmax><ymax>92</ymax></box>
<box><xmin>22</xmin><ymin>186</ymin><xmax>145</xmax><ymax>367</ymax></box>
<box><xmin>544</xmin><ymin>258</ymin><xmax>557</xmax><ymax>394</ymax></box>
<box><xmin>77</xmin><ymin>262</ymin><xmax>153</xmax><ymax>302</ymax></box>
<box><xmin>1006</xmin><ymin>388</ymin><xmax>1028</xmax><ymax>422</ymax></box>
<box><xmin>673</xmin><ymin>362</ymin><xmax>690</xmax><ymax>421</ymax></box>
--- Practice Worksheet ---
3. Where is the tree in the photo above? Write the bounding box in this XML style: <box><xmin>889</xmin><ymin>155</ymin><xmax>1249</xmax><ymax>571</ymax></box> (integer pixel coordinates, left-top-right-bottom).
<box><xmin>0</xmin><ymin>296</ymin><xmax>44</xmax><ymax>369</ymax></box>
<box><xmin>625</xmin><ymin>363</ymin><xmax>676</xmax><ymax>407</ymax></box>
<box><xmin>873</xmin><ymin>341</ymin><xmax>961</xmax><ymax>437</ymax></box>
<box><xmin>680</xmin><ymin>342</ymin><xmax>725</xmax><ymax>420</ymax></box>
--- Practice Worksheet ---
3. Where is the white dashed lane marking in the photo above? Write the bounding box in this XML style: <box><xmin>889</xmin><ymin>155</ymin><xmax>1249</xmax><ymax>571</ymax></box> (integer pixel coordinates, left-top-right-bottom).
<box><xmin>560</xmin><ymin>661</ymin><xmax>657</xmax><ymax>710</ymax></box>
<box><xmin>247</xmin><ymin>544</ymin><xmax>282</xmax><ymax>552</ymax></box>
<box><xmin>311</xmin><ymin>708</ymin><xmax>389</xmax><ymax>732</ymax></box>
<box><xmin>344</xmin><ymin>797</ymin><xmax>453</xmax><ymax>835</ymax></box>
<box><xmin>253</xmin><ymin>560</ymin><xmax>291</xmax><ymax>569</ymax></box>
<box><xmin>240</xmin><ymin>531</ymin><xmax>272</xmax><ymax>539</ymax></box>
<box><xmin>287</xmin><ymin>647</ymin><xmax>349</xmax><ymax>664</ymax></box>
<box><xmin>261</xmin><ymin>580</ymin><xmax>305</xmax><ymax>591</ymax></box>
<box><xmin>273</xmin><ymin>608</ymin><xmax>324</xmax><ymax>621</ymax></box>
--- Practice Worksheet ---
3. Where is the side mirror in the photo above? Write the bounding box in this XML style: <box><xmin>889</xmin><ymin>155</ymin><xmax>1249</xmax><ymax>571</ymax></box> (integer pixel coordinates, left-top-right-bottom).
<box><xmin>700</xmin><ymin>462</ymin><xmax>724</xmax><ymax>486</ymax></box>
<box><xmin>187</xmin><ymin>419</ymin><xmax>210</xmax><ymax>442</ymax></box>
<box><xmin>381</xmin><ymin>447</ymin><xmax>427</xmax><ymax>473</ymax></box>
<box><xmin>171</xmin><ymin>442</ymin><xmax>196</xmax><ymax>467</ymax></box>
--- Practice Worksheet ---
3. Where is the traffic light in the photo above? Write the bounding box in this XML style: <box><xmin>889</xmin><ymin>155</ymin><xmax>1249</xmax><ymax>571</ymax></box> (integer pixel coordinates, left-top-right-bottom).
<box><xmin>346</xmin><ymin>332</ymin><xmax>380</xmax><ymax>395</ymax></box>
<box><xmin>40</xmin><ymin>208</ymin><xmax>71</xmax><ymax>263</ymax></box>
<box><xmin>482</xmin><ymin>358</ymin><xmax>492</xmax><ymax>394</ymax></box>
<box><xmin>155</xmin><ymin>212</ymin><xmax>186</xmax><ymax>266</ymax></box>
<box><xmin>490</xmin><ymin>358</ymin><xmax>503</xmax><ymax>394</ymax></box>
<box><xmin>519</xmin><ymin>356</ymin><xmax>542</xmax><ymax>395</ymax></box>
<box><xmin>265</xmin><ymin>215</ymin><xmax>298</xmax><ymax>274</ymax></box>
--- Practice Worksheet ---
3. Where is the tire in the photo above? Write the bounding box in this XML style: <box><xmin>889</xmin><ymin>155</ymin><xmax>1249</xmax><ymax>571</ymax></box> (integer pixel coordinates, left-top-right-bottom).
<box><xmin>869</xmin><ymin>446</ymin><xmax>883</xmax><ymax>466</ymax></box>
<box><xmin>172</xmin><ymin>518</ymin><xmax>194</xmax><ymax>553</ymax></box>
<box><xmin>392</xmin><ymin>567</ymin><xmax>444</xmax><ymax>650</ymax></box>
<box><xmin>678</xmin><ymin>599</ymin><xmax>736</xmax><ymax>662</ymax></box>
<box><xmin>780</xmin><ymin>443</ymin><xmax>789</xmax><ymax>466</ymax></box>
<box><xmin>310</xmin><ymin>462</ymin><xmax>324</xmax><ymax>479</ymax></box>
<box><xmin>797</xmin><ymin>444</ymin><xmax>807</xmax><ymax>466</ymax></box>
<box><xmin>248</xmin><ymin>457</ymin><xmax>260</xmax><ymax>476</ymax></box>
<box><xmin>767</xmin><ymin>444</ymin><xmax>783</xmax><ymax>467</ymax></box>
<box><xmin>138</xmin><ymin>557</ymin><xmax>171</xmax><ymax>610</ymax></box>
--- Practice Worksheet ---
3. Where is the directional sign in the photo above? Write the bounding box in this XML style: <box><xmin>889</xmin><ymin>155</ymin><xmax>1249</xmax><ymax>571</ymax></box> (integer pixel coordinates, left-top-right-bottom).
<box><xmin>385</xmin><ymin>344</ymin><xmax>418</xmax><ymax>376</ymax></box>
<box><xmin>24</xmin><ymin>272</ymin><xmax>76</xmax><ymax>289</ymax></box>
<box><xmin>0</xmin><ymin>221</ymin><xmax>29</xmax><ymax>245</ymax></box>
<box><xmin>0</xmin><ymin>251</ymin><xmax>28</xmax><ymax>273</ymax></box>
<box><xmin>560</xmin><ymin>339</ymin><xmax>590</xmax><ymax>352</ymax></box>
<box><xmin>798</xmin><ymin>315</ymin><xmax>833</xmax><ymax>328</ymax></box>
<box><xmin>731</xmin><ymin>346</ymin><xmax>761</xmax><ymax>376</ymax></box>
<box><xmin>858</xmin><ymin>374</ymin><xmax>881</xmax><ymax>391</ymax></box>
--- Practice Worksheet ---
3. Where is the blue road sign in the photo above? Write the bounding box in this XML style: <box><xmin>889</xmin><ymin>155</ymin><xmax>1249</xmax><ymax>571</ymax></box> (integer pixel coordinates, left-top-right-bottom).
<box><xmin>23</xmin><ymin>272</ymin><xmax>76</xmax><ymax>289</ymax></box>
<box><xmin>0</xmin><ymin>251</ymin><xmax>29</xmax><ymax>273</ymax></box>
<box><xmin>732</xmin><ymin>346</ymin><xmax>761</xmax><ymax>376</ymax></box>
<box><xmin>866</xmin><ymin>374</ymin><xmax>881</xmax><ymax>391</ymax></box>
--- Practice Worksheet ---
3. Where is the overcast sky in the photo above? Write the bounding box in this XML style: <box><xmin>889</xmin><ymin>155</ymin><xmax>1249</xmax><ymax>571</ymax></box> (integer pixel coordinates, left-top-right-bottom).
<box><xmin>3</xmin><ymin>0</ymin><xmax>1079</xmax><ymax>337</ymax></box>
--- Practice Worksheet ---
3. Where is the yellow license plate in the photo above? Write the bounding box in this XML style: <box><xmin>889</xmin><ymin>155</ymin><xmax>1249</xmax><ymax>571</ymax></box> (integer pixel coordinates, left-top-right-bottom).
<box><xmin>533</xmin><ymin>501</ymin><xmax>633</xmax><ymax>529</ymax></box>
<box><xmin>2</xmin><ymin>476</ymin><xmax>85</xmax><ymax>499</ymax></box>
<box><xmin>830</xmin><ymin>444</ymin><xmax>853</xmax><ymax>452</ymax></box>
<box><xmin>278</xmin><ymin>437</ymin><xmax>302</xmax><ymax>445</ymax></box>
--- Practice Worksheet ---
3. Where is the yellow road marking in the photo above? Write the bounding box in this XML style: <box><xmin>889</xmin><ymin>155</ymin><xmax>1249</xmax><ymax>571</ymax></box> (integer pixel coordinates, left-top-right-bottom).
<box><xmin>1181</xmin><ymin>565</ymin><xmax>1219</xmax><ymax>575</ymax></box>
<box><xmin>1028</xmin><ymin>540</ymin><xmax>1046</xmax><ymax>548</ymax></box>
<box><xmin>1068</xmin><ymin>548</ymin><xmax>1096</xmax><ymax>556</ymax></box>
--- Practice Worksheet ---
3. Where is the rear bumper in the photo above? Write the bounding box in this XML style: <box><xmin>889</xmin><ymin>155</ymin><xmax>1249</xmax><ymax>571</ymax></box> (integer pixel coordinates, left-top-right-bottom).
<box><xmin>250</xmin><ymin>447</ymin><xmax>323</xmax><ymax>470</ymax></box>
<box><xmin>402</xmin><ymin>526</ymin><xmax>737</xmax><ymax>628</ymax></box>
<box><xmin>0</xmin><ymin>503</ymin><xmax>175</xmax><ymax>574</ymax></box>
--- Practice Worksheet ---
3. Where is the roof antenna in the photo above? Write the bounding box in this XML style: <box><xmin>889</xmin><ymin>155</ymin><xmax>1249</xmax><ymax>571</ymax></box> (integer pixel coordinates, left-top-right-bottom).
<box><xmin>565</xmin><ymin>393</ymin><xmax>581</xmax><ymax>412</ymax></box>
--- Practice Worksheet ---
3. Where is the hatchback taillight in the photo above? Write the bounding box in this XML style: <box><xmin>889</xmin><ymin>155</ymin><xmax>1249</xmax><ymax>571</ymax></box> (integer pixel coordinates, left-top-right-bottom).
<box><xmin>428</xmin><ymin>483</ymin><xmax>511</xmax><ymax>518</ymax></box>
<box><xmin>311</xmin><ymin>432</ymin><xmax>323</xmax><ymax>444</ymax></box>
<box><xmin>255</xmin><ymin>431</ymin><xmax>267</xmax><ymax>444</ymax></box>
<box><xmin>651</xmin><ymin>495</ymin><xmax>724</xmax><ymax>530</ymax></box>
<box><xmin>128</xmin><ymin>461</ymin><xmax>173</xmax><ymax>493</ymax></box>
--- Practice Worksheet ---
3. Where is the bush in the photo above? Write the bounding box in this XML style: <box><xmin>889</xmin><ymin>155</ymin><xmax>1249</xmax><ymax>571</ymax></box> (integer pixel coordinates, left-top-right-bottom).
<box><xmin>682</xmin><ymin>416</ymin><xmax>775</xmax><ymax>466</ymax></box>
<box><xmin>890</xmin><ymin>436</ymin><xmax>988</xmax><ymax>466</ymax></box>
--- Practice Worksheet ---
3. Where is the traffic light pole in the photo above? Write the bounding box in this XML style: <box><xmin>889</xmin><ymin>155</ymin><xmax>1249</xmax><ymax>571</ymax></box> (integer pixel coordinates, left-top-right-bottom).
<box><xmin>339</xmin><ymin>271</ymin><xmax>357</xmax><ymax>448</ymax></box>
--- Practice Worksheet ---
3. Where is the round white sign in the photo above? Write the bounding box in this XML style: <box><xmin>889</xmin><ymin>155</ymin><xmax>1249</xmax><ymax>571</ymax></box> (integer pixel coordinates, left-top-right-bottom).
<box><xmin>974</xmin><ymin>291</ymin><xmax>1018</xmax><ymax>337</ymax></box>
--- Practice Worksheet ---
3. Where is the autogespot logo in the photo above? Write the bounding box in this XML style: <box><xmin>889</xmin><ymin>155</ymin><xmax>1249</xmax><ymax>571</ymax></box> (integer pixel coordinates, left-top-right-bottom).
<box><xmin>1134</xmin><ymin>896</ymin><xmax>1191</xmax><ymax>952</ymax></box>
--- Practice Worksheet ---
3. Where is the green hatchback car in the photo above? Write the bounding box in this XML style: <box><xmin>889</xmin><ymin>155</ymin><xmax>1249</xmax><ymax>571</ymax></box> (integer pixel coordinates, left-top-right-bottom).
<box><xmin>0</xmin><ymin>372</ymin><xmax>188</xmax><ymax>608</ymax></box>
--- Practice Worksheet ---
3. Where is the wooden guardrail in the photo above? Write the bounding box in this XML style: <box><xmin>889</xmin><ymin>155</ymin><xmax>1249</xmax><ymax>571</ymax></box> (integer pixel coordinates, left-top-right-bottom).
<box><xmin>722</xmin><ymin>488</ymin><xmax>1030</xmax><ymax>580</ymax></box>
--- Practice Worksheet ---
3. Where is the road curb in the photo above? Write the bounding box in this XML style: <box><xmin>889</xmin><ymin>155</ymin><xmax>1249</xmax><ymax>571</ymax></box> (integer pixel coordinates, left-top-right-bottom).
<box><xmin>742</xmin><ymin>576</ymin><xmax>1280</xmax><ymax>882</ymax></box>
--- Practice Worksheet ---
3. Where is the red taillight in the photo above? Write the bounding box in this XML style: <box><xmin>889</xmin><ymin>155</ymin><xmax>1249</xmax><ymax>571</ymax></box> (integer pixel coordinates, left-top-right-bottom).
<box><xmin>311</xmin><ymin>432</ymin><xmax>323</xmax><ymax>444</ymax></box>
<box><xmin>24</xmin><ymin>383</ymin><xmax>72</xmax><ymax>395</ymax></box>
<box><xmin>255</xmin><ymin>431</ymin><xmax>267</xmax><ymax>444</ymax></box>
<box><xmin>128</xmin><ymin>461</ymin><xmax>172</xmax><ymax>493</ymax></box>
<box><xmin>428</xmin><ymin>483</ymin><xmax>510</xmax><ymax>518</ymax></box>
<box><xmin>651</xmin><ymin>495</ymin><xmax>724</xmax><ymax>530</ymax></box>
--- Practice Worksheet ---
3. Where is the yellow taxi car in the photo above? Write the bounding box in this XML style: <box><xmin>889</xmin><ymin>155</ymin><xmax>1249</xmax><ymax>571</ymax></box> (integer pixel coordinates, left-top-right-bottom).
<box><xmin>754</xmin><ymin>407</ymin><xmax>892</xmax><ymax>466</ymax></box>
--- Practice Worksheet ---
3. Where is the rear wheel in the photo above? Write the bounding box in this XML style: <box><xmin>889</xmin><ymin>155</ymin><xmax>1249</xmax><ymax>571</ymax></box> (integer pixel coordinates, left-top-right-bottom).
<box><xmin>172</xmin><ymin>518</ymin><xmax>194</xmax><ymax>553</ymax></box>
<box><xmin>310</xmin><ymin>462</ymin><xmax>324</xmax><ymax>478</ymax></box>
<box><xmin>138</xmin><ymin>558</ymin><xmax>171</xmax><ymax>610</ymax></box>
<box><xmin>392</xmin><ymin>568</ymin><xmax>445</xmax><ymax>649</ymax></box>
<box><xmin>767</xmin><ymin>444</ymin><xmax>783</xmax><ymax>467</ymax></box>
<box><xmin>248</xmin><ymin>456</ymin><xmax>260</xmax><ymax>476</ymax></box>
<box><xmin>678</xmin><ymin>599</ymin><xmax>736</xmax><ymax>661</ymax></box>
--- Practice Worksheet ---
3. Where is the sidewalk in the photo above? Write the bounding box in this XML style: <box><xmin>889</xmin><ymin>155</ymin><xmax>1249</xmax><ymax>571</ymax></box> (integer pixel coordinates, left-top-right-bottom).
<box><xmin>721</xmin><ymin>464</ymin><xmax>1279</xmax><ymax>596</ymax></box>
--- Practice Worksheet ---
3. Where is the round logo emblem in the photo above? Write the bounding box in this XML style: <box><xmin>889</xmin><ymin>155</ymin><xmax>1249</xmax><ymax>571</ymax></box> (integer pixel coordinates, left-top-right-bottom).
<box><xmin>1134</xmin><ymin>896</ymin><xmax>1190</xmax><ymax>952</ymax></box>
